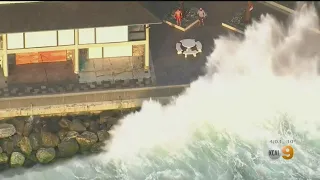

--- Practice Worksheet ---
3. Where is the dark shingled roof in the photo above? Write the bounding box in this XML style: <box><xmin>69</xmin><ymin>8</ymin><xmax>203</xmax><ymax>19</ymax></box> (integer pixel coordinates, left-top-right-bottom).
<box><xmin>0</xmin><ymin>1</ymin><xmax>162</xmax><ymax>34</ymax></box>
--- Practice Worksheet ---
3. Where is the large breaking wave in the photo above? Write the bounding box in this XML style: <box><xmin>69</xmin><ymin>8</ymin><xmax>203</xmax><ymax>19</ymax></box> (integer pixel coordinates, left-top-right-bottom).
<box><xmin>1</xmin><ymin>3</ymin><xmax>320</xmax><ymax>180</ymax></box>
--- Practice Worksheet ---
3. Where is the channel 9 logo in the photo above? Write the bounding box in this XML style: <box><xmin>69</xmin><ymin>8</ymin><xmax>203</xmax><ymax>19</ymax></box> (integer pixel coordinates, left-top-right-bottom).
<box><xmin>268</xmin><ymin>145</ymin><xmax>294</xmax><ymax>160</ymax></box>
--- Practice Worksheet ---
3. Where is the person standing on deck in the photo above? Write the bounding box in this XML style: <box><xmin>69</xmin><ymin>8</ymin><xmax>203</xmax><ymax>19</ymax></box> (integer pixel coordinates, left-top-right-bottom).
<box><xmin>245</xmin><ymin>1</ymin><xmax>254</xmax><ymax>24</ymax></box>
<box><xmin>174</xmin><ymin>8</ymin><xmax>183</xmax><ymax>26</ymax></box>
<box><xmin>197</xmin><ymin>8</ymin><xmax>207</xmax><ymax>26</ymax></box>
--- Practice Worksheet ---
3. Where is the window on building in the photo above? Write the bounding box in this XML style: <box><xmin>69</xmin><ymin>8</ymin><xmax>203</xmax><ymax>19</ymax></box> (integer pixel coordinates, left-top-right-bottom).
<box><xmin>128</xmin><ymin>25</ymin><xmax>146</xmax><ymax>41</ymax></box>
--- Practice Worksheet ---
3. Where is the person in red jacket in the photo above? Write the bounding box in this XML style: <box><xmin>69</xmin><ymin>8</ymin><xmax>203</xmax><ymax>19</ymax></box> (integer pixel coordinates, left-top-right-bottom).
<box><xmin>174</xmin><ymin>8</ymin><xmax>183</xmax><ymax>26</ymax></box>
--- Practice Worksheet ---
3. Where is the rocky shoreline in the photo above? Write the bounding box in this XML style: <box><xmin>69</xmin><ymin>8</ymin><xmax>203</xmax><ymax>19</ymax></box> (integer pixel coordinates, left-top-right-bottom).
<box><xmin>0</xmin><ymin>108</ymin><xmax>137</xmax><ymax>171</ymax></box>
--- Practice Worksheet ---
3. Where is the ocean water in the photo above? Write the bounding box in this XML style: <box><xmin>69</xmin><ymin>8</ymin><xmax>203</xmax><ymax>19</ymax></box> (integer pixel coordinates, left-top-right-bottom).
<box><xmin>1</xmin><ymin>3</ymin><xmax>320</xmax><ymax>180</ymax></box>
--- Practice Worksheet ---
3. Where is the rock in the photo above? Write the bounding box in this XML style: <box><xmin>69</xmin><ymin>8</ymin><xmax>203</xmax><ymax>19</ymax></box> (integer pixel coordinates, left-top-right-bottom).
<box><xmin>11</xmin><ymin>119</ymin><xmax>25</xmax><ymax>135</ymax></box>
<box><xmin>1</xmin><ymin>140</ymin><xmax>14</xmax><ymax>154</ymax></box>
<box><xmin>89</xmin><ymin>121</ymin><xmax>99</xmax><ymax>133</ymax></box>
<box><xmin>23</xmin><ymin>122</ymin><xmax>33</xmax><ymax>137</ymax></box>
<box><xmin>27</xmin><ymin>152</ymin><xmax>38</xmax><ymax>162</ymax></box>
<box><xmin>69</xmin><ymin>119</ymin><xmax>86</xmax><ymax>132</ymax></box>
<box><xmin>0</xmin><ymin>123</ymin><xmax>16</xmax><ymax>138</ymax></box>
<box><xmin>99</xmin><ymin>111</ymin><xmax>120</xmax><ymax>124</ymax></box>
<box><xmin>90</xmin><ymin>142</ymin><xmax>105</xmax><ymax>153</ymax></box>
<box><xmin>0</xmin><ymin>153</ymin><xmax>8</xmax><ymax>164</ymax></box>
<box><xmin>29</xmin><ymin>133</ymin><xmax>42</xmax><ymax>151</ymax></box>
<box><xmin>99</xmin><ymin>111</ymin><xmax>112</xmax><ymax>124</ymax></box>
<box><xmin>97</xmin><ymin>130</ymin><xmax>110</xmax><ymax>142</ymax></box>
<box><xmin>63</xmin><ymin>131</ymin><xmax>79</xmax><ymax>141</ymax></box>
<box><xmin>11</xmin><ymin>134</ymin><xmax>22</xmax><ymax>150</ymax></box>
<box><xmin>58</xmin><ymin>139</ymin><xmax>79</xmax><ymax>158</ymax></box>
<box><xmin>99</xmin><ymin>123</ymin><xmax>113</xmax><ymax>131</ymax></box>
<box><xmin>46</xmin><ymin>118</ymin><xmax>61</xmax><ymax>133</ymax></box>
<box><xmin>0</xmin><ymin>146</ymin><xmax>2</xmax><ymax>153</ymax></box>
<box><xmin>36</xmin><ymin>148</ymin><xmax>55</xmax><ymax>164</ymax></box>
<box><xmin>76</xmin><ymin>131</ymin><xmax>98</xmax><ymax>152</ymax></box>
<box><xmin>10</xmin><ymin>152</ymin><xmax>25</xmax><ymax>168</ymax></box>
<box><xmin>59</xmin><ymin>117</ymin><xmax>72</xmax><ymax>129</ymax></box>
<box><xmin>82</xmin><ymin>119</ymin><xmax>91</xmax><ymax>128</ymax></box>
<box><xmin>24</xmin><ymin>153</ymin><xmax>38</xmax><ymax>168</ymax></box>
<box><xmin>58</xmin><ymin>129</ymin><xmax>68</xmax><ymax>141</ymax></box>
<box><xmin>18</xmin><ymin>137</ymin><xmax>32</xmax><ymax>156</ymax></box>
<box><xmin>41</xmin><ymin>132</ymin><xmax>59</xmax><ymax>148</ymax></box>
<box><xmin>23</xmin><ymin>159</ymin><xmax>36</xmax><ymax>168</ymax></box>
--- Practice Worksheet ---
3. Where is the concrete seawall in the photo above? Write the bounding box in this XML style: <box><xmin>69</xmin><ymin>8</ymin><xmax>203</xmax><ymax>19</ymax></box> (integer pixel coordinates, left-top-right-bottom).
<box><xmin>0</xmin><ymin>84</ymin><xmax>189</xmax><ymax>119</ymax></box>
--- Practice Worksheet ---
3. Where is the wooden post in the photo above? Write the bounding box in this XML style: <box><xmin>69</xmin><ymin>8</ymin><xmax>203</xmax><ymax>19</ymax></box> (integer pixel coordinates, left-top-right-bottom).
<box><xmin>2</xmin><ymin>34</ymin><xmax>8</xmax><ymax>77</ymax></box>
<box><xmin>144</xmin><ymin>24</ymin><xmax>150</xmax><ymax>72</ymax></box>
<box><xmin>74</xmin><ymin>29</ymin><xmax>79</xmax><ymax>74</ymax></box>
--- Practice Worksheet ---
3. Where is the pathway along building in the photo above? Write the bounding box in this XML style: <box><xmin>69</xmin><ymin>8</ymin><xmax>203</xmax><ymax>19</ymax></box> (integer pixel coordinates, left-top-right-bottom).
<box><xmin>0</xmin><ymin>1</ymin><xmax>161</xmax><ymax>79</ymax></box>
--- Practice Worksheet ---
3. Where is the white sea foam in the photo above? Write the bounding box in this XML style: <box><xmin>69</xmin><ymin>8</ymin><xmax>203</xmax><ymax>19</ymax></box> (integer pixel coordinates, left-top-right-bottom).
<box><xmin>1</xmin><ymin>3</ymin><xmax>320</xmax><ymax>180</ymax></box>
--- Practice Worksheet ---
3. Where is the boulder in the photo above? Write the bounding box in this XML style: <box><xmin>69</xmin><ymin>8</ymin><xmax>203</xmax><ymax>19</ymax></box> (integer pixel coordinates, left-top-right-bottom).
<box><xmin>33</xmin><ymin>119</ymin><xmax>43</xmax><ymax>133</ymax></box>
<box><xmin>10</xmin><ymin>152</ymin><xmax>25</xmax><ymax>168</ymax></box>
<box><xmin>29</xmin><ymin>133</ymin><xmax>42</xmax><ymax>151</ymax></box>
<box><xmin>23</xmin><ymin>122</ymin><xmax>33</xmax><ymax>137</ymax></box>
<box><xmin>58</xmin><ymin>129</ymin><xmax>68</xmax><ymax>141</ymax></box>
<box><xmin>27</xmin><ymin>152</ymin><xmax>38</xmax><ymax>162</ymax></box>
<box><xmin>90</xmin><ymin>142</ymin><xmax>105</xmax><ymax>153</ymax></box>
<box><xmin>69</xmin><ymin>119</ymin><xmax>86</xmax><ymax>132</ymax></box>
<box><xmin>89</xmin><ymin>121</ymin><xmax>99</xmax><ymax>133</ymax></box>
<box><xmin>18</xmin><ymin>137</ymin><xmax>32</xmax><ymax>156</ymax></box>
<box><xmin>92</xmin><ymin>142</ymin><xmax>106</xmax><ymax>153</ymax></box>
<box><xmin>36</xmin><ymin>148</ymin><xmax>55</xmax><ymax>164</ymax></box>
<box><xmin>57</xmin><ymin>139</ymin><xmax>79</xmax><ymax>158</ymax></box>
<box><xmin>76</xmin><ymin>131</ymin><xmax>98</xmax><ymax>152</ymax></box>
<box><xmin>11</xmin><ymin>134</ymin><xmax>22</xmax><ymax>150</ymax></box>
<box><xmin>99</xmin><ymin>111</ymin><xmax>120</xmax><ymax>125</ymax></box>
<box><xmin>99</xmin><ymin>123</ymin><xmax>113</xmax><ymax>131</ymax></box>
<box><xmin>11</xmin><ymin>119</ymin><xmax>25</xmax><ymax>135</ymax></box>
<box><xmin>41</xmin><ymin>132</ymin><xmax>59</xmax><ymax>148</ymax></box>
<box><xmin>0</xmin><ymin>153</ymin><xmax>8</xmax><ymax>164</ymax></box>
<box><xmin>46</xmin><ymin>118</ymin><xmax>61</xmax><ymax>133</ymax></box>
<box><xmin>99</xmin><ymin>111</ymin><xmax>112</xmax><ymax>124</ymax></box>
<box><xmin>59</xmin><ymin>117</ymin><xmax>72</xmax><ymax>129</ymax></box>
<box><xmin>97</xmin><ymin>130</ymin><xmax>110</xmax><ymax>142</ymax></box>
<box><xmin>0</xmin><ymin>123</ymin><xmax>16</xmax><ymax>138</ymax></box>
<box><xmin>1</xmin><ymin>140</ymin><xmax>14</xmax><ymax>154</ymax></box>
<box><xmin>81</xmin><ymin>119</ymin><xmax>91</xmax><ymax>128</ymax></box>
<box><xmin>63</xmin><ymin>131</ymin><xmax>79</xmax><ymax>141</ymax></box>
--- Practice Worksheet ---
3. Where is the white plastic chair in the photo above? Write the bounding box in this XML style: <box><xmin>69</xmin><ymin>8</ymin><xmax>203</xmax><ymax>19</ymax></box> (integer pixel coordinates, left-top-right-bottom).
<box><xmin>196</xmin><ymin>41</ymin><xmax>202</xmax><ymax>52</ymax></box>
<box><xmin>183</xmin><ymin>49</ymin><xmax>198</xmax><ymax>58</ymax></box>
<box><xmin>176</xmin><ymin>43</ymin><xmax>183</xmax><ymax>54</ymax></box>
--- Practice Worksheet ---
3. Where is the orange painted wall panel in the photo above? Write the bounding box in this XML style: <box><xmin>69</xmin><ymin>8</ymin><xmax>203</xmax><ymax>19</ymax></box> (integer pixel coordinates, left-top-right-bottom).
<box><xmin>16</xmin><ymin>52</ymin><xmax>39</xmax><ymax>65</ymax></box>
<box><xmin>16</xmin><ymin>50</ymin><xmax>67</xmax><ymax>65</ymax></box>
<box><xmin>40</xmin><ymin>50</ymin><xmax>67</xmax><ymax>62</ymax></box>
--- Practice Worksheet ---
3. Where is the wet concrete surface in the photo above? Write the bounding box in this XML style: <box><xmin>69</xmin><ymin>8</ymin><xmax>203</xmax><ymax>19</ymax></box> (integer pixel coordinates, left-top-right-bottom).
<box><xmin>145</xmin><ymin>1</ymin><xmax>291</xmax><ymax>86</ymax></box>
<box><xmin>144</xmin><ymin>1</ymin><xmax>246</xmax><ymax>86</ymax></box>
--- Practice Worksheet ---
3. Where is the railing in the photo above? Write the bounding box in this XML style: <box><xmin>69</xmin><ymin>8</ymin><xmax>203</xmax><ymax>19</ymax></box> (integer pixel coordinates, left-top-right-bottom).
<box><xmin>0</xmin><ymin>84</ymin><xmax>189</xmax><ymax>110</ymax></box>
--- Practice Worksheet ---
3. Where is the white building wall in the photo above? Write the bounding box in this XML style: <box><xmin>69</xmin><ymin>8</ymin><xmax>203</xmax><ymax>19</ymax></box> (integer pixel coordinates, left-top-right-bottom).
<box><xmin>88</xmin><ymin>47</ymin><xmax>103</xmax><ymax>59</ymax></box>
<box><xmin>25</xmin><ymin>31</ymin><xmax>57</xmax><ymax>48</ymax></box>
<box><xmin>103</xmin><ymin>45</ymin><xmax>132</xmax><ymax>58</ymax></box>
<box><xmin>96</xmin><ymin>26</ymin><xmax>128</xmax><ymax>43</ymax></box>
<box><xmin>7</xmin><ymin>33</ymin><xmax>24</xmax><ymax>49</ymax></box>
<box><xmin>79</xmin><ymin>28</ymin><xmax>95</xmax><ymax>45</ymax></box>
<box><xmin>6</xmin><ymin>26</ymin><xmax>133</xmax><ymax>58</ymax></box>
<box><xmin>58</xmin><ymin>30</ymin><xmax>75</xmax><ymax>46</ymax></box>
